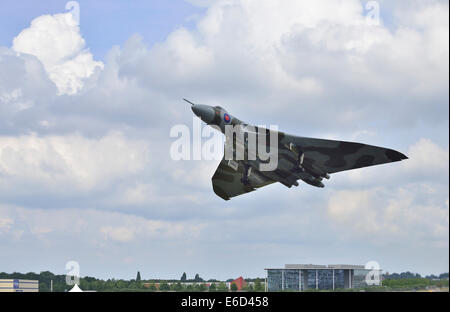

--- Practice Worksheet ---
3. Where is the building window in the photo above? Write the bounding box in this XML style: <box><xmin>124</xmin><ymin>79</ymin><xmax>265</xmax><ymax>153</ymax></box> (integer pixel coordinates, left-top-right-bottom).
<box><xmin>267</xmin><ymin>270</ymin><xmax>282</xmax><ymax>291</ymax></box>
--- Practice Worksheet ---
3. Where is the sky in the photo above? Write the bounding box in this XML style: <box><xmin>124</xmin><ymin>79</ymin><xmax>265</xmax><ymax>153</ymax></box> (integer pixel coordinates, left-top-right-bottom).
<box><xmin>0</xmin><ymin>0</ymin><xmax>448</xmax><ymax>281</ymax></box>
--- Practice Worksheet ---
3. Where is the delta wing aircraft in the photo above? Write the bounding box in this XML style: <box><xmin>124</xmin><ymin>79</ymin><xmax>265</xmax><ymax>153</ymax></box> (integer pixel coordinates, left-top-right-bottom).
<box><xmin>185</xmin><ymin>99</ymin><xmax>408</xmax><ymax>200</ymax></box>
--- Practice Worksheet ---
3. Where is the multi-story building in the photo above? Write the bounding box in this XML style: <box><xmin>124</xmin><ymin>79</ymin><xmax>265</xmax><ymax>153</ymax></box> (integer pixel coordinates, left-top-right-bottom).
<box><xmin>0</xmin><ymin>279</ymin><xmax>39</xmax><ymax>292</ymax></box>
<box><xmin>265</xmin><ymin>264</ymin><xmax>381</xmax><ymax>291</ymax></box>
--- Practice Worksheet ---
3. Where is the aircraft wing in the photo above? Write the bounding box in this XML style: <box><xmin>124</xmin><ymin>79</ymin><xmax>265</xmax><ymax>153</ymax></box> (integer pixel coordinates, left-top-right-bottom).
<box><xmin>282</xmin><ymin>134</ymin><xmax>408</xmax><ymax>174</ymax></box>
<box><xmin>211</xmin><ymin>157</ymin><xmax>275</xmax><ymax>200</ymax></box>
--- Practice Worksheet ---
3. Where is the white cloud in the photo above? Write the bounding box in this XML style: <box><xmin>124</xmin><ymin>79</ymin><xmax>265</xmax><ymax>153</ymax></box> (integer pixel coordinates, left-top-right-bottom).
<box><xmin>0</xmin><ymin>0</ymin><xmax>448</xmax><ymax>277</ymax></box>
<box><xmin>0</xmin><ymin>132</ymin><xmax>150</xmax><ymax>194</ymax></box>
<box><xmin>101</xmin><ymin>226</ymin><xmax>137</xmax><ymax>243</ymax></box>
<box><xmin>343</xmin><ymin>138</ymin><xmax>449</xmax><ymax>186</ymax></box>
<box><xmin>0</xmin><ymin>204</ymin><xmax>204</xmax><ymax>245</ymax></box>
<box><xmin>12</xmin><ymin>13</ymin><xmax>103</xmax><ymax>95</ymax></box>
<box><xmin>0</xmin><ymin>216</ymin><xmax>13</xmax><ymax>233</ymax></box>
<box><xmin>327</xmin><ymin>185</ymin><xmax>449</xmax><ymax>248</ymax></box>
<box><xmin>328</xmin><ymin>189</ymin><xmax>380</xmax><ymax>233</ymax></box>
<box><xmin>0</xmin><ymin>47</ymin><xmax>56</xmax><ymax>132</ymax></box>
<box><xmin>100</xmin><ymin>216</ymin><xmax>202</xmax><ymax>243</ymax></box>
<box><xmin>402</xmin><ymin>138</ymin><xmax>449</xmax><ymax>174</ymax></box>
<box><xmin>105</xmin><ymin>0</ymin><xmax>448</xmax><ymax>132</ymax></box>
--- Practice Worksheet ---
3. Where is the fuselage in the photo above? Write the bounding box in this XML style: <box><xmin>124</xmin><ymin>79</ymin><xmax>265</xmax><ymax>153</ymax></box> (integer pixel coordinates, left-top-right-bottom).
<box><xmin>191</xmin><ymin>103</ymin><xmax>327</xmax><ymax>188</ymax></box>
<box><xmin>191</xmin><ymin>104</ymin><xmax>242</xmax><ymax>133</ymax></box>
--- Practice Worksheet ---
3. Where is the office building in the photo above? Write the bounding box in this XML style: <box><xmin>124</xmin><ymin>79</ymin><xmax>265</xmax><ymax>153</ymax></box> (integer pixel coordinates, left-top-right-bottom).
<box><xmin>0</xmin><ymin>279</ymin><xmax>39</xmax><ymax>292</ymax></box>
<box><xmin>265</xmin><ymin>264</ymin><xmax>380</xmax><ymax>291</ymax></box>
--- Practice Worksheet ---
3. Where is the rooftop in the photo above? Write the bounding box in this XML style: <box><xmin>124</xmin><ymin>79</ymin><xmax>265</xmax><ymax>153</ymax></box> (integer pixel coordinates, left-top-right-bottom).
<box><xmin>264</xmin><ymin>264</ymin><xmax>367</xmax><ymax>270</ymax></box>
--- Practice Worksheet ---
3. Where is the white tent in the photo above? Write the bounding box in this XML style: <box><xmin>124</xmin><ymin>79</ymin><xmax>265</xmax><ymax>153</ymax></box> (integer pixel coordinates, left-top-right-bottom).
<box><xmin>69</xmin><ymin>284</ymin><xmax>83</xmax><ymax>292</ymax></box>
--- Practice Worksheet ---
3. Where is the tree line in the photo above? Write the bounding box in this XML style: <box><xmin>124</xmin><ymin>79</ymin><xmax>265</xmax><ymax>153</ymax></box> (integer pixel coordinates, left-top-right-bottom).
<box><xmin>1</xmin><ymin>270</ymin><xmax>447</xmax><ymax>292</ymax></box>
<box><xmin>380</xmin><ymin>271</ymin><xmax>449</xmax><ymax>290</ymax></box>
<box><xmin>0</xmin><ymin>270</ymin><xmax>266</xmax><ymax>292</ymax></box>
<box><xmin>383</xmin><ymin>271</ymin><xmax>448</xmax><ymax>280</ymax></box>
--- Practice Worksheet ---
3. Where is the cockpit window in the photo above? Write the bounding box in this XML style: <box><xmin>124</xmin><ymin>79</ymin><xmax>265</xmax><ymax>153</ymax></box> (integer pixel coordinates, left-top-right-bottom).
<box><xmin>214</xmin><ymin>106</ymin><xmax>224</xmax><ymax>110</ymax></box>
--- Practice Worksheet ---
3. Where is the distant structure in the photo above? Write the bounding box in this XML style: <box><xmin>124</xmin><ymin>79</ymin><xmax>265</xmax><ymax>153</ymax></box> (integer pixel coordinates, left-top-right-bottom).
<box><xmin>265</xmin><ymin>264</ymin><xmax>381</xmax><ymax>291</ymax></box>
<box><xmin>69</xmin><ymin>284</ymin><xmax>83</xmax><ymax>292</ymax></box>
<box><xmin>0</xmin><ymin>279</ymin><xmax>39</xmax><ymax>292</ymax></box>
<box><xmin>228</xmin><ymin>276</ymin><xmax>247</xmax><ymax>290</ymax></box>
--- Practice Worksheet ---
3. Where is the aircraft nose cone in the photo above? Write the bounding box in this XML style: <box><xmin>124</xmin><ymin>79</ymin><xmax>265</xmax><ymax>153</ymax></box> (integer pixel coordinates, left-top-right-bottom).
<box><xmin>191</xmin><ymin>104</ymin><xmax>215</xmax><ymax>123</ymax></box>
<box><xmin>191</xmin><ymin>105</ymin><xmax>201</xmax><ymax>116</ymax></box>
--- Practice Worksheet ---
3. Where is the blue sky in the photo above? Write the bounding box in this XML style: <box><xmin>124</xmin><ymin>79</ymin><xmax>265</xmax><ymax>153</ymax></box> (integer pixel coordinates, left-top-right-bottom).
<box><xmin>0</xmin><ymin>0</ymin><xmax>205</xmax><ymax>59</ymax></box>
<box><xmin>0</xmin><ymin>0</ymin><xmax>448</xmax><ymax>281</ymax></box>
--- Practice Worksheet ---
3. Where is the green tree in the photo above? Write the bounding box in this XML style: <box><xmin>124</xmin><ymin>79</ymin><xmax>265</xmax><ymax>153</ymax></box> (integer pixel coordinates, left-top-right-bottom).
<box><xmin>217</xmin><ymin>282</ymin><xmax>228</xmax><ymax>291</ymax></box>
<box><xmin>254</xmin><ymin>279</ymin><xmax>264</xmax><ymax>291</ymax></box>
<box><xmin>181</xmin><ymin>272</ymin><xmax>187</xmax><ymax>282</ymax></box>
<box><xmin>194</xmin><ymin>273</ymin><xmax>203</xmax><ymax>282</ymax></box>
<box><xmin>80</xmin><ymin>279</ymin><xmax>90</xmax><ymax>290</ymax></box>
<box><xmin>116</xmin><ymin>280</ymin><xmax>127</xmax><ymax>289</ymax></box>
<box><xmin>136</xmin><ymin>271</ymin><xmax>141</xmax><ymax>282</ymax></box>
<box><xmin>172</xmin><ymin>282</ymin><xmax>183</xmax><ymax>291</ymax></box>
<box><xmin>185</xmin><ymin>284</ymin><xmax>194</xmax><ymax>292</ymax></box>
<box><xmin>196</xmin><ymin>284</ymin><xmax>206</xmax><ymax>292</ymax></box>
<box><xmin>231</xmin><ymin>283</ymin><xmax>238</xmax><ymax>292</ymax></box>
<box><xmin>209</xmin><ymin>283</ymin><xmax>216</xmax><ymax>292</ymax></box>
<box><xmin>245</xmin><ymin>284</ymin><xmax>254</xmax><ymax>291</ymax></box>
<box><xmin>129</xmin><ymin>281</ymin><xmax>138</xmax><ymax>290</ymax></box>
<box><xmin>159</xmin><ymin>282</ymin><xmax>170</xmax><ymax>291</ymax></box>
<box><xmin>91</xmin><ymin>280</ymin><xmax>102</xmax><ymax>291</ymax></box>
<box><xmin>39</xmin><ymin>282</ymin><xmax>49</xmax><ymax>292</ymax></box>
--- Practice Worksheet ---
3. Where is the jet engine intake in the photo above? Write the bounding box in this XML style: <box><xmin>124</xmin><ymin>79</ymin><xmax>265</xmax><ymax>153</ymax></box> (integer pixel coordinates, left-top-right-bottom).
<box><xmin>301</xmin><ymin>176</ymin><xmax>325</xmax><ymax>188</ymax></box>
